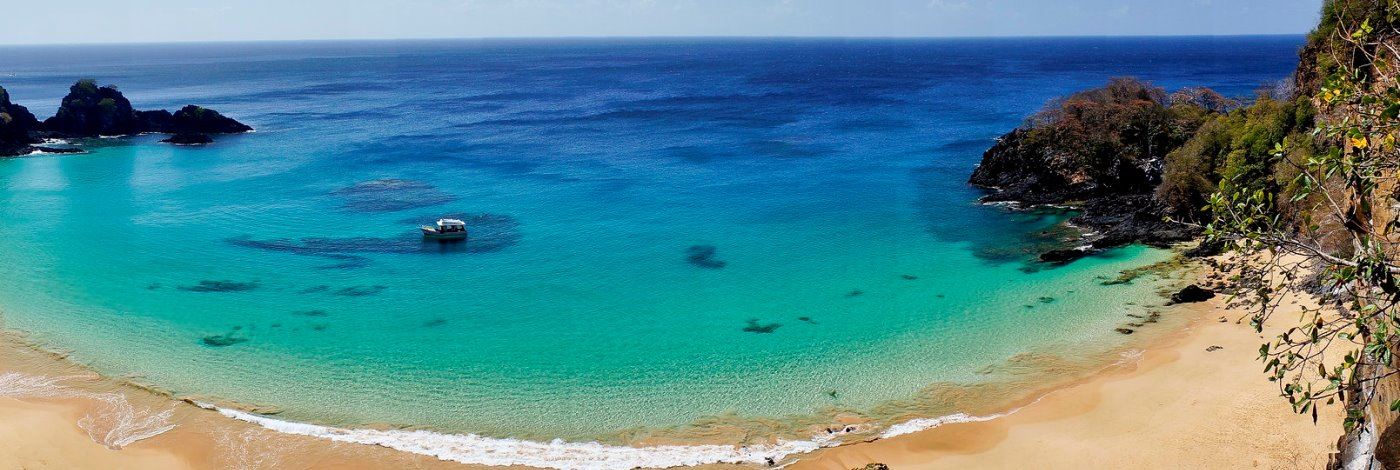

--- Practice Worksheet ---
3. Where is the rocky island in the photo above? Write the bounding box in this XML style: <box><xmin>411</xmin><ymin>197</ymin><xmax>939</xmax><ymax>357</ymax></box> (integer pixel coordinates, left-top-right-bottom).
<box><xmin>0</xmin><ymin>79</ymin><xmax>251</xmax><ymax>156</ymax></box>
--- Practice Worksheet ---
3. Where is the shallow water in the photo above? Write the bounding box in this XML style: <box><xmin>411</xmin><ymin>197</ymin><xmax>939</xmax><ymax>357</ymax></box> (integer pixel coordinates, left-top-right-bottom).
<box><xmin>0</xmin><ymin>37</ymin><xmax>1299</xmax><ymax>443</ymax></box>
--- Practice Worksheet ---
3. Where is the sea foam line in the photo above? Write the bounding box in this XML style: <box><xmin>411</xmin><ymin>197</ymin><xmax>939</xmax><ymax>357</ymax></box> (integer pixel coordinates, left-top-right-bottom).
<box><xmin>201</xmin><ymin>400</ymin><xmax>1041</xmax><ymax>470</ymax></box>
<box><xmin>202</xmin><ymin>403</ymin><xmax>827</xmax><ymax>470</ymax></box>
<box><xmin>0</xmin><ymin>372</ymin><xmax>177</xmax><ymax>449</ymax></box>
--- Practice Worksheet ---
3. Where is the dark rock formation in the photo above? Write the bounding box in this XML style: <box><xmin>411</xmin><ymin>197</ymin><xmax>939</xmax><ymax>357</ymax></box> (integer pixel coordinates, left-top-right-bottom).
<box><xmin>1039</xmin><ymin>248</ymin><xmax>1091</xmax><ymax>264</ymax></box>
<box><xmin>851</xmin><ymin>465</ymin><xmax>890</xmax><ymax>470</ymax></box>
<box><xmin>36</xmin><ymin>79</ymin><xmax>251</xmax><ymax>141</ymax></box>
<box><xmin>1184</xmin><ymin>238</ymin><xmax>1226</xmax><ymax>258</ymax></box>
<box><xmin>1170</xmin><ymin>284</ymin><xmax>1216</xmax><ymax>303</ymax></box>
<box><xmin>41</xmin><ymin>80</ymin><xmax>146</xmax><ymax>137</ymax></box>
<box><xmin>161</xmin><ymin>133</ymin><xmax>213</xmax><ymax>145</ymax></box>
<box><xmin>170</xmin><ymin>105</ymin><xmax>252</xmax><ymax>134</ymax></box>
<box><xmin>0</xmin><ymin>86</ymin><xmax>42</xmax><ymax>156</ymax></box>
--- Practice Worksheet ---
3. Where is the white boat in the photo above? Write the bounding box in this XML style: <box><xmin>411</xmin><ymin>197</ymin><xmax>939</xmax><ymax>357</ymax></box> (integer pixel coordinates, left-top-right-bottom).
<box><xmin>421</xmin><ymin>218</ymin><xmax>468</xmax><ymax>240</ymax></box>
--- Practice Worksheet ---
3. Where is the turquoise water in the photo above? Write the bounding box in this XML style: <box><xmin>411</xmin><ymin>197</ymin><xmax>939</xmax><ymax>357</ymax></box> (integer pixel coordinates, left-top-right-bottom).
<box><xmin>0</xmin><ymin>38</ymin><xmax>1299</xmax><ymax>442</ymax></box>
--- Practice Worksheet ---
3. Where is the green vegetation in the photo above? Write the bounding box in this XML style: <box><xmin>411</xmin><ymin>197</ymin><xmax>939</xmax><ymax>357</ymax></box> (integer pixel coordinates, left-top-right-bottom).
<box><xmin>1202</xmin><ymin>0</ymin><xmax>1400</xmax><ymax>457</ymax></box>
<box><xmin>1156</xmin><ymin>94</ymin><xmax>1316</xmax><ymax>220</ymax></box>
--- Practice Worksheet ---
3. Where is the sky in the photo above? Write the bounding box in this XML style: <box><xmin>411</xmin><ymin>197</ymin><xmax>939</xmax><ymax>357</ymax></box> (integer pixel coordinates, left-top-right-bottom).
<box><xmin>0</xmin><ymin>0</ymin><xmax>1323</xmax><ymax>45</ymax></box>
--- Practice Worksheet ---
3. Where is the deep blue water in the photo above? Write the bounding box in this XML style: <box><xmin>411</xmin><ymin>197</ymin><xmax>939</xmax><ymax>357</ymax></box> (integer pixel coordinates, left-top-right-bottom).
<box><xmin>0</xmin><ymin>36</ymin><xmax>1302</xmax><ymax>444</ymax></box>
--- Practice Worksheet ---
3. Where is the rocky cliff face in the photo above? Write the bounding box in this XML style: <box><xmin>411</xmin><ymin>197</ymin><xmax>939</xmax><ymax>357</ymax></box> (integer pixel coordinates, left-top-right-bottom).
<box><xmin>0</xmin><ymin>86</ymin><xmax>41</xmax><ymax>156</ymax></box>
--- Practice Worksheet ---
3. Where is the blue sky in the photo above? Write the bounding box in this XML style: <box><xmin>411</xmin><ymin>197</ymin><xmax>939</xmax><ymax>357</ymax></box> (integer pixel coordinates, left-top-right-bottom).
<box><xmin>2</xmin><ymin>0</ymin><xmax>1322</xmax><ymax>45</ymax></box>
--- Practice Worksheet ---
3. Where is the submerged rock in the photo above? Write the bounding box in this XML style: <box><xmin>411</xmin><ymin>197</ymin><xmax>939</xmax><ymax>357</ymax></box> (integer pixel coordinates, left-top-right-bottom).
<box><xmin>201</xmin><ymin>334</ymin><xmax>247</xmax><ymax>347</ymax></box>
<box><xmin>742</xmin><ymin>319</ymin><xmax>782</xmax><ymax>334</ymax></box>
<box><xmin>177</xmin><ymin>280</ymin><xmax>260</xmax><ymax>293</ymax></box>
<box><xmin>685</xmin><ymin>245</ymin><xmax>727</xmax><ymax>269</ymax></box>
<box><xmin>335</xmin><ymin>285</ymin><xmax>387</xmax><ymax>297</ymax></box>
<box><xmin>1170</xmin><ymin>284</ymin><xmax>1215</xmax><ymax>304</ymax></box>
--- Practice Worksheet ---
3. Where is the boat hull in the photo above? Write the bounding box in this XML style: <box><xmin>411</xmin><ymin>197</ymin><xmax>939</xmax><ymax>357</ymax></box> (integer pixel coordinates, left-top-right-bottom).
<box><xmin>421</xmin><ymin>228</ymin><xmax>468</xmax><ymax>240</ymax></box>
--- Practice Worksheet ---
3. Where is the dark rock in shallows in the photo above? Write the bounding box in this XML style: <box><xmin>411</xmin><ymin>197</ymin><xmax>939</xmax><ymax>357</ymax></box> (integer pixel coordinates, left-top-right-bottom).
<box><xmin>852</xmin><ymin>464</ymin><xmax>891</xmax><ymax>470</ymax></box>
<box><xmin>1170</xmin><ymin>284</ymin><xmax>1215</xmax><ymax>304</ymax></box>
<box><xmin>1115</xmin><ymin>328</ymin><xmax>1135</xmax><ymax>335</ymax></box>
<box><xmin>1039</xmin><ymin>248</ymin><xmax>1091</xmax><ymax>264</ymax></box>
<box><xmin>161</xmin><ymin>133</ymin><xmax>213</xmax><ymax>145</ymax></box>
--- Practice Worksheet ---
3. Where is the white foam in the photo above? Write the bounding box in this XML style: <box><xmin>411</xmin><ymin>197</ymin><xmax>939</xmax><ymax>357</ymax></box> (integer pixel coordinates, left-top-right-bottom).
<box><xmin>879</xmin><ymin>411</ymin><xmax>1008</xmax><ymax>439</ymax></box>
<box><xmin>79</xmin><ymin>393</ymin><xmax>178</xmax><ymax>449</ymax></box>
<box><xmin>204</xmin><ymin>403</ymin><xmax>829</xmax><ymax>470</ymax></box>
<box><xmin>0</xmin><ymin>372</ymin><xmax>176</xmax><ymax>449</ymax></box>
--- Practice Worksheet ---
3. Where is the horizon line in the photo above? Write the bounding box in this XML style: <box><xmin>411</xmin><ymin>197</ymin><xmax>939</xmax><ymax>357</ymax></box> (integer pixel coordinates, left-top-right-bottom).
<box><xmin>0</xmin><ymin>32</ymin><xmax>1309</xmax><ymax>48</ymax></box>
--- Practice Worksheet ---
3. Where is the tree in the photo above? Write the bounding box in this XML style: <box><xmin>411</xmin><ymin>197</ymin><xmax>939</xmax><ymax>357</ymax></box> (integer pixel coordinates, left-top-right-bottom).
<box><xmin>1205</xmin><ymin>0</ymin><xmax>1400</xmax><ymax>441</ymax></box>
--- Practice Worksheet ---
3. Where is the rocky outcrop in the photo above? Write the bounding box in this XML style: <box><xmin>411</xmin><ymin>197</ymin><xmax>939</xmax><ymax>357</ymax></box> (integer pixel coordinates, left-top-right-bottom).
<box><xmin>41</xmin><ymin>80</ymin><xmax>146</xmax><ymax>137</ymax></box>
<box><xmin>1169</xmin><ymin>284</ymin><xmax>1215</xmax><ymax>304</ymax></box>
<box><xmin>0</xmin><ymin>86</ymin><xmax>41</xmax><ymax>156</ymax></box>
<box><xmin>969</xmin><ymin>128</ymin><xmax>1159</xmax><ymax>205</ymax></box>
<box><xmin>169</xmin><ymin>105</ymin><xmax>252</xmax><ymax>134</ymax></box>
<box><xmin>969</xmin><ymin>78</ymin><xmax>1218</xmax><ymax>262</ymax></box>
<box><xmin>160</xmin><ymin>133</ymin><xmax>213</xmax><ymax>145</ymax></box>
<box><xmin>37</xmin><ymin>79</ymin><xmax>251</xmax><ymax>141</ymax></box>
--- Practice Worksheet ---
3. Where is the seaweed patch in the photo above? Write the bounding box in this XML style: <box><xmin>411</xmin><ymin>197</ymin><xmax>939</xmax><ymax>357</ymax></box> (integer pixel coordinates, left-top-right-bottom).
<box><xmin>178</xmin><ymin>280</ymin><xmax>260</xmax><ymax>293</ymax></box>
<box><xmin>335</xmin><ymin>285</ymin><xmax>387</xmax><ymax>297</ymax></box>
<box><xmin>201</xmin><ymin>332</ymin><xmax>248</xmax><ymax>347</ymax></box>
<box><xmin>742</xmin><ymin>319</ymin><xmax>782</xmax><ymax>334</ymax></box>
<box><xmin>227</xmin><ymin>213</ymin><xmax>521</xmax><ymax>268</ymax></box>
<box><xmin>422</xmin><ymin>317</ymin><xmax>447</xmax><ymax>328</ymax></box>
<box><xmin>685</xmin><ymin>245</ymin><xmax>727</xmax><ymax>269</ymax></box>
<box><xmin>292</xmin><ymin>310</ymin><xmax>329</xmax><ymax>317</ymax></box>
<box><xmin>332</xmin><ymin>178</ymin><xmax>458</xmax><ymax>213</ymax></box>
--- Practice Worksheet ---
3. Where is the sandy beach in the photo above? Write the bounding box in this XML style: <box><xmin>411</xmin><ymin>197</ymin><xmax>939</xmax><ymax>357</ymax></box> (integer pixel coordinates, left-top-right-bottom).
<box><xmin>0</xmin><ymin>261</ymin><xmax>1344</xmax><ymax>470</ymax></box>
<box><xmin>790</xmin><ymin>284</ymin><xmax>1343</xmax><ymax>469</ymax></box>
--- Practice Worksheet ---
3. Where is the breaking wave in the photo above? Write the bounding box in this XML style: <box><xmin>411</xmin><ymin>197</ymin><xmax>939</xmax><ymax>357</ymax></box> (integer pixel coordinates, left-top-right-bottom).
<box><xmin>202</xmin><ymin>401</ymin><xmax>1032</xmax><ymax>470</ymax></box>
<box><xmin>0</xmin><ymin>372</ymin><xmax>177</xmax><ymax>449</ymax></box>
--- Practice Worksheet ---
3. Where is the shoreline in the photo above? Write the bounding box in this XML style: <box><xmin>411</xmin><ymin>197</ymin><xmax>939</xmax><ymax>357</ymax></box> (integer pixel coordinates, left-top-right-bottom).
<box><xmin>787</xmin><ymin>278</ymin><xmax>1343</xmax><ymax>469</ymax></box>
<box><xmin>0</xmin><ymin>257</ymin><xmax>1342</xmax><ymax>469</ymax></box>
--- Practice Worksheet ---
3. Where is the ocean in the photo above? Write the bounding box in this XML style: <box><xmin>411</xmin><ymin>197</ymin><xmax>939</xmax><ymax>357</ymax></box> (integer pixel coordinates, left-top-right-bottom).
<box><xmin>0</xmin><ymin>36</ymin><xmax>1301</xmax><ymax>467</ymax></box>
